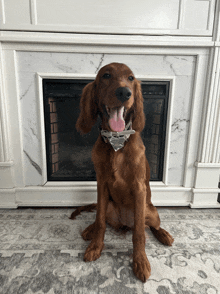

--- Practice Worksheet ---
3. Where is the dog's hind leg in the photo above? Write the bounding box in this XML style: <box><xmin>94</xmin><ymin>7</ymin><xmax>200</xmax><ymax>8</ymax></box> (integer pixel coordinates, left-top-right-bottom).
<box><xmin>81</xmin><ymin>223</ymin><xmax>96</xmax><ymax>241</ymax></box>
<box><xmin>150</xmin><ymin>226</ymin><xmax>174</xmax><ymax>246</ymax></box>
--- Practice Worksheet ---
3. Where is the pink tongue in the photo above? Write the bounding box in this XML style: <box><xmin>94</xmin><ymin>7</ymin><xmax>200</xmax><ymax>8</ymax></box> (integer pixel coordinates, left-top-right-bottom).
<box><xmin>109</xmin><ymin>107</ymin><xmax>125</xmax><ymax>132</ymax></box>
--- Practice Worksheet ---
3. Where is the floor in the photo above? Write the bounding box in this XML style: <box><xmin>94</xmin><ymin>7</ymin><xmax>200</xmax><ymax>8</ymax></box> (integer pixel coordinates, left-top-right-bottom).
<box><xmin>0</xmin><ymin>207</ymin><xmax>220</xmax><ymax>294</ymax></box>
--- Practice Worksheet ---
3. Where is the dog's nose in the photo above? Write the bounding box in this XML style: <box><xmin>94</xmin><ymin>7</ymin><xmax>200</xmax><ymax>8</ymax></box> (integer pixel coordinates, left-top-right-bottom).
<box><xmin>115</xmin><ymin>87</ymin><xmax>132</xmax><ymax>103</ymax></box>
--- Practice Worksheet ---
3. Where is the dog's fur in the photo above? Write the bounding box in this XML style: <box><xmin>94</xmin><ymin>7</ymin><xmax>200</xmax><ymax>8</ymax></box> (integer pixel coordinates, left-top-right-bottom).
<box><xmin>70</xmin><ymin>63</ymin><xmax>174</xmax><ymax>282</ymax></box>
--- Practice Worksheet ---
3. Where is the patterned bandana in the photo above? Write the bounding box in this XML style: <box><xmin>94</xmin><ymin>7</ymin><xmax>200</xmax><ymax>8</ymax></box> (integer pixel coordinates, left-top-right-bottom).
<box><xmin>100</xmin><ymin>121</ymin><xmax>135</xmax><ymax>151</ymax></box>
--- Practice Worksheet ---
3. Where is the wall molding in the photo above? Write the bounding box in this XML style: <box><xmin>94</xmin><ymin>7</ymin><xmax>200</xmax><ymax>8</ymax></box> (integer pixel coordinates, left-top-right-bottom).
<box><xmin>199</xmin><ymin>47</ymin><xmax>220</xmax><ymax>163</ymax></box>
<box><xmin>0</xmin><ymin>31</ymin><xmax>215</xmax><ymax>48</ymax></box>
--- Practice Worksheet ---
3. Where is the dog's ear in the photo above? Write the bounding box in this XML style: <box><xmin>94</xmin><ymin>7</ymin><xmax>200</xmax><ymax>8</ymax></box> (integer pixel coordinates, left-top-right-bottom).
<box><xmin>76</xmin><ymin>81</ymin><xmax>98</xmax><ymax>134</ymax></box>
<box><xmin>132</xmin><ymin>80</ymin><xmax>145</xmax><ymax>132</ymax></box>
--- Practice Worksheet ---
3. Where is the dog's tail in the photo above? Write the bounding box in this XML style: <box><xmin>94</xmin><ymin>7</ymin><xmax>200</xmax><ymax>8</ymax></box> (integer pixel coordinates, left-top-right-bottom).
<box><xmin>69</xmin><ymin>203</ymin><xmax>97</xmax><ymax>220</ymax></box>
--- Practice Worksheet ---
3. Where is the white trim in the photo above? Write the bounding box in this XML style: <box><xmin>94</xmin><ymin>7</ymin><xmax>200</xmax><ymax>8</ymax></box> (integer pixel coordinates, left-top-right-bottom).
<box><xmin>37</xmin><ymin>73</ymin><xmax>96</xmax><ymax>80</ymax></box>
<box><xmin>0</xmin><ymin>42</ymin><xmax>10</xmax><ymax>162</ymax></box>
<box><xmin>16</xmin><ymin>186</ymin><xmax>98</xmax><ymax>207</ymax></box>
<box><xmin>212</xmin><ymin>0</ymin><xmax>220</xmax><ymax>41</ymax></box>
<box><xmin>0</xmin><ymin>31</ymin><xmax>214</xmax><ymax>48</ymax></box>
<box><xmin>200</xmin><ymin>47</ymin><xmax>220</xmax><ymax>162</ymax></box>
<box><xmin>191</xmin><ymin>187</ymin><xmax>220</xmax><ymax>208</ymax></box>
<box><xmin>0</xmin><ymin>162</ymin><xmax>14</xmax><ymax>188</ymax></box>
<box><xmin>29</xmin><ymin>0</ymin><xmax>38</xmax><ymax>25</ymax></box>
<box><xmin>0</xmin><ymin>185</ymin><xmax>193</xmax><ymax>208</ymax></box>
<box><xmin>190</xmin><ymin>203</ymin><xmax>220</xmax><ymax>208</ymax></box>
<box><xmin>0</xmin><ymin>0</ymin><xmax>215</xmax><ymax>36</ymax></box>
<box><xmin>0</xmin><ymin>25</ymin><xmax>214</xmax><ymax>37</ymax></box>
<box><xmin>195</xmin><ymin>162</ymin><xmax>220</xmax><ymax>168</ymax></box>
<box><xmin>163</xmin><ymin>78</ymin><xmax>176</xmax><ymax>185</ymax></box>
<box><xmin>36</xmin><ymin>74</ymin><xmax>47</xmax><ymax>184</ymax></box>
<box><xmin>206</xmin><ymin>0</ymin><xmax>216</xmax><ymax>31</ymax></box>
<box><xmin>1</xmin><ymin>42</ymin><xmax>211</xmax><ymax>60</ymax></box>
<box><xmin>44</xmin><ymin>181</ymin><xmax>97</xmax><ymax>187</ymax></box>
<box><xmin>2</xmin><ymin>184</ymin><xmax>219</xmax><ymax>208</ymax></box>
<box><xmin>0</xmin><ymin>161</ymin><xmax>13</xmax><ymax>167</ymax></box>
<box><xmin>0</xmin><ymin>43</ymin><xmax>5</xmax><ymax>162</ymax></box>
<box><xmin>193</xmin><ymin>188</ymin><xmax>220</xmax><ymax>193</ymax></box>
<box><xmin>0</xmin><ymin>189</ymin><xmax>16</xmax><ymax>208</ymax></box>
<box><xmin>0</xmin><ymin>0</ymin><xmax>5</xmax><ymax>25</ymax></box>
<box><xmin>182</xmin><ymin>53</ymin><xmax>209</xmax><ymax>188</ymax></box>
<box><xmin>38</xmin><ymin>73</ymin><xmax>175</xmax><ymax>186</ymax></box>
<box><xmin>194</xmin><ymin>162</ymin><xmax>220</xmax><ymax>189</ymax></box>
<box><xmin>14</xmin><ymin>50</ymin><xmax>26</xmax><ymax>187</ymax></box>
<box><xmin>177</xmin><ymin>0</ymin><xmax>185</xmax><ymax>30</ymax></box>
<box><xmin>2</xmin><ymin>49</ymin><xmax>25</xmax><ymax>187</ymax></box>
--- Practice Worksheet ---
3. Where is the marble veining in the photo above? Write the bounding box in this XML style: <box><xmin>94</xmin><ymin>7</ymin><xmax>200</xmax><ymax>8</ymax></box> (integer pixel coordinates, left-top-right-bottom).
<box><xmin>171</xmin><ymin>119</ymin><xmax>190</xmax><ymax>133</ymax></box>
<box><xmin>23</xmin><ymin>150</ymin><xmax>42</xmax><ymax>176</ymax></box>
<box><xmin>16</xmin><ymin>52</ymin><xmax>201</xmax><ymax>185</ymax></box>
<box><xmin>20</xmin><ymin>82</ymin><xmax>33</xmax><ymax>100</ymax></box>
<box><xmin>95</xmin><ymin>53</ymin><xmax>105</xmax><ymax>73</ymax></box>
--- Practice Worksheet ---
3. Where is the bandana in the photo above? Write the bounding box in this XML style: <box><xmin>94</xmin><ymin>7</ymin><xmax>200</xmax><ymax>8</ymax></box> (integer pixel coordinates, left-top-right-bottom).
<box><xmin>101</xmin><ymin>121</ymin><xmax>135</xmax><ymax>151</ymax></box>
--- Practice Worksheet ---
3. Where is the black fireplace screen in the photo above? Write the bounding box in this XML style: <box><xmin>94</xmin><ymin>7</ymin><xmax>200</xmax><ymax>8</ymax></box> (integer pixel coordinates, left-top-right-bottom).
<box><xmin>43</xmin><ymin>79</ymin><xmax>169</xmax><ymax>181</ymax></box>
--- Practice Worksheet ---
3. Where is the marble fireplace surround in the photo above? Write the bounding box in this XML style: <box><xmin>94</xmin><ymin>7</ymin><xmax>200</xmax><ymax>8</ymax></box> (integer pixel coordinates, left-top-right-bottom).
<box><xmin>0</xmin><ymin>35</ymin><xmax>220</xmax><ymax>208</ymax></box>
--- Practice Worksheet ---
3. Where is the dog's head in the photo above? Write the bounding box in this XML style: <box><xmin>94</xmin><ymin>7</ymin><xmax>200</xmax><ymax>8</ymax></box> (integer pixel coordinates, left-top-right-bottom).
<box><xmin>76</xmin><ymin>62</ymin><xmax>145</xmax><ymax>134</ymax></box>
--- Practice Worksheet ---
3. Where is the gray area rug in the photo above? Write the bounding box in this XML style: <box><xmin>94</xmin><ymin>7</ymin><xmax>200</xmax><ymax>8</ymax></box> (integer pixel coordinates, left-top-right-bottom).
<box><xmin>0</xmin><ymin>207</ymin><xmax>220</xmax><ymax>294</ymax></box>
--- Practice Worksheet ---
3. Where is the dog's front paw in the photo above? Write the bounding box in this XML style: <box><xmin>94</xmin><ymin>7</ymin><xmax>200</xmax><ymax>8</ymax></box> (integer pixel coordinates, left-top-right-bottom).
<box><xmin>84</xmin><ymin>241</ymin><xmax>104</xmax><ymax>262</ymax></box>
<box><xmin>133</xmin><ymin>253</ymin><xmax>151</xmax><ymax>282</ymax></box>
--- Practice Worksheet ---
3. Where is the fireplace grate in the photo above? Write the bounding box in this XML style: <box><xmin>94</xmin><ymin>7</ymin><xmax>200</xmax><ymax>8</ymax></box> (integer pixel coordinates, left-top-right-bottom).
<box><xmin>43</xmin><ymin>79</ymin><xmax>169</xmax><ymax>181</ymax></box>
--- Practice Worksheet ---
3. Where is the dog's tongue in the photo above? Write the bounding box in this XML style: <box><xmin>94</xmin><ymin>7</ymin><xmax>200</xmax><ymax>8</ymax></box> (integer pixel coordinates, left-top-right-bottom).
<box><xmin>109</xmin><ymin>106</ymin><xmax>125</xmax><ymax>132</ymax></box>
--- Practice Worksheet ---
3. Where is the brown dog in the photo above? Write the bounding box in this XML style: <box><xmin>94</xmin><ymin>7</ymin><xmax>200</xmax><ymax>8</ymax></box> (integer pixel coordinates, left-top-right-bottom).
<box><xmin>71</xmin><ymin>63</ymin><xmax>174</xmax><ymax>282</ymax></box>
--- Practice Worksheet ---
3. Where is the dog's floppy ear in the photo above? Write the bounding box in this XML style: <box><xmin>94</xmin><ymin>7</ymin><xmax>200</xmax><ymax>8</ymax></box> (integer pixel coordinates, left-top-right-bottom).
<box><xmin>76</xmin><ymin>81</ymin><xmax>98</xmax><ymax>134</ymax></box>
<box><xmin>132</xmin><ymin>80</ymin><xmax>145</xmax><ymax>132</ymax></box>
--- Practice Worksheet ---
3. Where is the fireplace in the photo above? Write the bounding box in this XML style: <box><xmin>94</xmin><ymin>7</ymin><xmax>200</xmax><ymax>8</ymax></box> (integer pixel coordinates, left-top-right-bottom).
<box><xmin>1</xmin><ymin>1</ymin><xmax>220</xmax><ymax>209</ymax></box>
<box><xmin>43</xmin><ymin>79</ymin><xmax>169</xmax><ymax>182</ymax></box>
<box><xmin>0</xmin><ymin>42</ymin><xmax>219</xmax><ymax>208</ymax></box>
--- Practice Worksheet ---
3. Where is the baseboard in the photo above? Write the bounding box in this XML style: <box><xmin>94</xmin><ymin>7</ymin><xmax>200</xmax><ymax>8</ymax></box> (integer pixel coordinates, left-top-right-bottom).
<box><xmin>191</xmin><ymin>188</ymin><xmax>220</xmax><ymax>208</ymax></box>
<box><xmin>190</xmin><ymin>203</ymin><xmax>220</xmax><ymax>208</ymax></box>
<box><xmin>0</xmin><ymin>188</ymin><xmax>17</xmax><ymax>208</ymax></box>
<box><xmin>0</xmin><ymin>185</ymin><xmax>192</xmax><ymax>208</ymax></box>
<box><xmin>0</xmin><ymin>185</ymin><xmax>219</xmax><ymax>209</ymax></box>
<box><xmin>0</xmin><ymin>161</ymin><xmax>14</xmax><ymax>188</ymax></box>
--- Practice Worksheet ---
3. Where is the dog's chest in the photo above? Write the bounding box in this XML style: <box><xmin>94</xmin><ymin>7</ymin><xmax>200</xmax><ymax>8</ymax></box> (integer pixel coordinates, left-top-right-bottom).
<box><xmin>111</xmin><ymin>151</ymin><xmax>131</xmax><ymax>179</ymax></box>
<box><xmin>108</xmin><ymin>152</ymin><xmax>135</xmax><ymax>205</ymax></box>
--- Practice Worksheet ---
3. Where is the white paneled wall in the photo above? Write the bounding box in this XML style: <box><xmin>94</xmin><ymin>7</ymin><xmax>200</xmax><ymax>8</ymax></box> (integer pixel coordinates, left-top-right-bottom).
<box><xmin>0</xmin><ymin>0</ymin><xmax>216</xmax><ymax>35</ymax></box>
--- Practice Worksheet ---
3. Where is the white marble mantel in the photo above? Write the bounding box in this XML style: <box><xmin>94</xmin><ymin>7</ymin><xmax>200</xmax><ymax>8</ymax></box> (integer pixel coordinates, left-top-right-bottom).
<box><xmin>0</xmin><ymin>2</ymin><xmax>220</xmax><ymax>209</ymax></box>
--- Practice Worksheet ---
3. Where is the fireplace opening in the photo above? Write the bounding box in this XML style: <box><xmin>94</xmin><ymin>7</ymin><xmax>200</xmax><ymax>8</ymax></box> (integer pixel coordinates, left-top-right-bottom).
<box><xmin>43</xmin><ymin>79</ymin><xmax>169</xmax><ymax>181</ymax></box>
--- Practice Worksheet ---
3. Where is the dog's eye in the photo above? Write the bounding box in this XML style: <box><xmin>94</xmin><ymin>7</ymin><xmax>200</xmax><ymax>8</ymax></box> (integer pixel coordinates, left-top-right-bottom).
<box><xmin>128</xmin><ymin>76</ymin><xmax>134</xmax><ymax>81</ymax></box>
<box><xmin>102</xmin><ymin>73</ymin><xmax>111</xmax><ymax>79</ymax></box>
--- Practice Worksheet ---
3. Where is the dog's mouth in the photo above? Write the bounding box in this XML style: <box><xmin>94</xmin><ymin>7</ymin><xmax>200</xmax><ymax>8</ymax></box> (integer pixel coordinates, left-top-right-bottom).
<box><xmin>105</xmin><ymin>105</ymin><xmax>127</xmax><ymax>132</ymax></box>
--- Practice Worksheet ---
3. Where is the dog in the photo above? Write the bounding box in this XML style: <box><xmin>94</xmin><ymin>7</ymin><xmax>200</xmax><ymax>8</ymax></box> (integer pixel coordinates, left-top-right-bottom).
<box><xmin>70</xmin><ymin>62</ymin><xmax>174</xmax><ymax>282</ymax></box>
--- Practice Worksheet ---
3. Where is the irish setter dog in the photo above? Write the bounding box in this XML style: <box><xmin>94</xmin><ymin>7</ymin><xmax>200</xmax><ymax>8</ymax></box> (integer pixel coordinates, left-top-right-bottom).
<box><xmin>70</xmin><ymin>62</ymin><xmax>174</xmax><ymax>282</ymax></box>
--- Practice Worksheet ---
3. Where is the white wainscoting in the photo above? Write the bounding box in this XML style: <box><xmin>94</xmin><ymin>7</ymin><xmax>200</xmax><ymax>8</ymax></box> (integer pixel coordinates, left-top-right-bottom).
<box><xmin>0</xmin><ymin>0</ymin><xmax>216</xmax><ymax>36</ymax></box>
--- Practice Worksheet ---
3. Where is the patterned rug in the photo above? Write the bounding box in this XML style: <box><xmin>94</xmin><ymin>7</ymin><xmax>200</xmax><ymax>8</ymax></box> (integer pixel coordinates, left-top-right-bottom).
<box><xmin>0</xmin><ymin>207</ymin><xmax>220</xmax><ymax>294</ymax></box>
